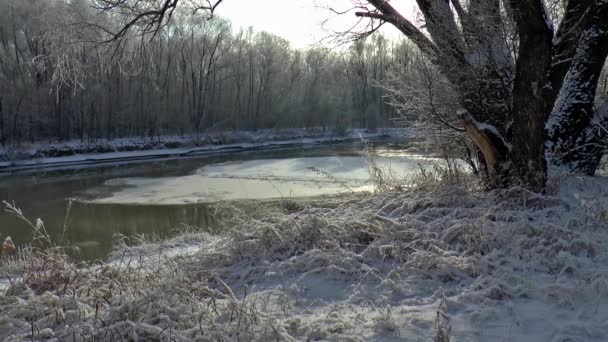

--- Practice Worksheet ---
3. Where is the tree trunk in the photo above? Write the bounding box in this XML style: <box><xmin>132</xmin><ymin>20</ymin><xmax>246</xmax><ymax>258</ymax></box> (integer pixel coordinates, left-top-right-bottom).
<box><xmin>547</xmin><ymin>1</ymin><xmax>608</xmax><ymax>175</ymax></box>
<box><xmin>506</xmin><ymin>0</ymin><xmax>554</xmax><ymax>190</ymax></box>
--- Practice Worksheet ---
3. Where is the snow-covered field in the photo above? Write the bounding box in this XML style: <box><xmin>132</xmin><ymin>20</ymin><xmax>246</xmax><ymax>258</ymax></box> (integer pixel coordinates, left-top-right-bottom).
<box><xmin>0</xmin><ymin>128</ymin><xmax>408</xmax><ymax>173</ymax></box>
<box><xmin>1</xmin><ymin>174</ymin><xmax>607</xmax><ymax>341</ymax></box>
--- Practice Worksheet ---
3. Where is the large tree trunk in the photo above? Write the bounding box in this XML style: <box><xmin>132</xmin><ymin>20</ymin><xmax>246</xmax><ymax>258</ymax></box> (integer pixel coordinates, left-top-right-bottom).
<box><xmin>505</xmin><ymin>0</ymin><xmax>554</xmax><ymax>190</ymax></box>
<box><xmin>546</xmin><ymin>0</ymin><xmax>596</xmax><ymax>104</ymax></box>
<box><xmin>547</xmin><ymin>1</ymin><xmax>608</xmax><ymax>175</ymax></box>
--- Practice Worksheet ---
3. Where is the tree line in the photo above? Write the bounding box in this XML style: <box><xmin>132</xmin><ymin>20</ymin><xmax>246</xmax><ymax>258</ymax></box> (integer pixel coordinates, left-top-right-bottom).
<box><xmin>0</xmin><ymin>0</ymin><xmax>422</xmax><ymax>145</ymax></box>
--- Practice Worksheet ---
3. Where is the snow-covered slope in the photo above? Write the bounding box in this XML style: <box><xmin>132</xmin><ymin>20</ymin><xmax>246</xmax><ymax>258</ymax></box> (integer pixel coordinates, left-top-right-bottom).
<box><xmin>1</xmin><ymin>175</ymin><xmax>607</xmax><ymax>341</ymax></box>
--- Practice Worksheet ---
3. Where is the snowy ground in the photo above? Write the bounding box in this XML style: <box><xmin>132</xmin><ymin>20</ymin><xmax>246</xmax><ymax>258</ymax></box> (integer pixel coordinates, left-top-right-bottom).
<box><xmin>1</xmin><ymin>174</ymin><xmax>608</xmax><ymax>341</ymax></box>
<box><xmin>0</xmin><ymin>128</ymin><xmax>409</xmax><ymax>173</ymax></box>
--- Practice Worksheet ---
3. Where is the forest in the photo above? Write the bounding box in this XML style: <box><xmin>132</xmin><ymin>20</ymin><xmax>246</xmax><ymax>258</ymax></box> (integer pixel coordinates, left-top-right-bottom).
<box><xmin>0</xmin><ymin>0</ymin><xmax>422</xmax><ymax>145</ymax></box>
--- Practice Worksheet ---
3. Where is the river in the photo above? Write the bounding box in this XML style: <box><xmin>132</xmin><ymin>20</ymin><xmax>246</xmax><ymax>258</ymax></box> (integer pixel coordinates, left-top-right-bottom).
<box><xmin>0</xmin><ymin>140</ymin><xmax>431</xmax><ymax>260</ymax></box>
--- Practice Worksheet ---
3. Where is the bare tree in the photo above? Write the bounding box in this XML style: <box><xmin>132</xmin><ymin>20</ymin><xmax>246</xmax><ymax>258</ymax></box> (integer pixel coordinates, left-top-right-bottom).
<box><xmin>352</xmin><ymin>0</ymin><xmax>608</xmax><ymax>190</ymax></box>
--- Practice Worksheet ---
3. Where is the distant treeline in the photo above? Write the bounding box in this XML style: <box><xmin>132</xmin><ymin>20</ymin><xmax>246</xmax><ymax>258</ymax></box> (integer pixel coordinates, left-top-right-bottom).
<box><xmin>0</xmin><ymin>0</ymin><xmax>421</xmax><ymax>145</ymax></box>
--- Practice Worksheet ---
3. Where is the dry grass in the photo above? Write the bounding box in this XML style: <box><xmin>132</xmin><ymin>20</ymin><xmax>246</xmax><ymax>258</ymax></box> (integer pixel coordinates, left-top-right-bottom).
<box><xmin>0</xmin><ymin>201</ymin><xmax>281</xmax><ymax>341</ymax></box>
<box><xmin>2</xmin><ymin>160</ymin><xmax>605</xmax><ymax>340</ymax></box>
<box><xmin>362</xmin><ymin>139</ymin><xmax>476</xmax><ymax>194</ymax></box>
<box><xmin>434</xmin><ymin>291</ymin><xmax>451</xmax><ymax>342</ymax></box>
<box><xmin>0</xmin><ymin>146</ymin><xmax>479</xmax><ymax>340</ymax></box>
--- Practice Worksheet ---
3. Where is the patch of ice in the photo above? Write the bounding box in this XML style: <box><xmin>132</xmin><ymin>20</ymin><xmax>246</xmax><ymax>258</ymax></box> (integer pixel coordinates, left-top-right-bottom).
<box><xmin>85</xmin><ymin>156</ymin><xmax>432</xmax><ymax>204</ymax></box>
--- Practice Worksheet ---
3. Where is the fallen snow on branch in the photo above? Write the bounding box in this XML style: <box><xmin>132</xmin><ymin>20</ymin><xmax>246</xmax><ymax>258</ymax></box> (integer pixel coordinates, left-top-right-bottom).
<box><xmin>2</xmin><ymin>175</ymin><xmax>608</xmax><ymax>341</ymax></box>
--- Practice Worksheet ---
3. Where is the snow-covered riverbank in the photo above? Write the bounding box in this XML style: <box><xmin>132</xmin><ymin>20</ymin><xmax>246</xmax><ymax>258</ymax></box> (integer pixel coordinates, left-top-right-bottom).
<box><xmin>1</xmin><ymin>174</ymin><xmax>607</xmax><ymax>341</ymax></box>
<box><xmin>0</xmin><ymin>128</ymin><xmax>409</xmax><ymax>173</ymax></box>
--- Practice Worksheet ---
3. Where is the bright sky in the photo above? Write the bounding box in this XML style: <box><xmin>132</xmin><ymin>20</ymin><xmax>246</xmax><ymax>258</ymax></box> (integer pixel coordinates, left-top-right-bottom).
<box><xmin>215</xmin><ymin>0</ymin><xmax>417</xmax><ymax>48</ymax></box>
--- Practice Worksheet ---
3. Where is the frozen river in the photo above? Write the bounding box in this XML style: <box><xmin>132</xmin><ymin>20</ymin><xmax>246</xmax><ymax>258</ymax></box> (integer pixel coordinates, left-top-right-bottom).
<box><xmin>0</xmin><ymin>140</ymin><xmax>433</xmax><ymax>260</ymax></box>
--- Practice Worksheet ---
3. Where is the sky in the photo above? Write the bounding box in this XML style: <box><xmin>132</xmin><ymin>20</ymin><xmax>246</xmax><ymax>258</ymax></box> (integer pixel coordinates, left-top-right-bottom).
<box><xmin>215</xmin><ymin>0</ymin><xmax>416</xmax><ymax>48</ymax></box>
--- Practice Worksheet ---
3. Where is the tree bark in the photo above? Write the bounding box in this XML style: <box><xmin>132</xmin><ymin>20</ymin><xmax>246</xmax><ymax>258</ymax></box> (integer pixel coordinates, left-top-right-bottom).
<box><xmin>547</xmin><ymin>0</ymin><xmax>608</xmax><ymax>175</ymax></box>
<box><xmin>506</xmin><ymin>0</ymin><xmax>554</xmax><ymax>190</ymax></box>
<box><xmin>547</xmin><ymin>0</ymin><xmax>595</xmax><ymax>105</ymax></box>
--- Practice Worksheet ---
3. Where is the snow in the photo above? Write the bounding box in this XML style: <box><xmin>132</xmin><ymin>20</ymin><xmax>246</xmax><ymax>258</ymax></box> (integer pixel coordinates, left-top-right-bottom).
<box><xmin>541</xmin><ymin>1</ymin><xmax>555</xmax><ymax>32</ymax></box>
<box><xmin>84</xmin><ymin>154</ymin><xmax>435</xmax><ymax>205</ymax></box>
<box><xmin>2</xmin><ymin>174</ymin><xmax>608</xmax><ymax>341</ymax></box>
<box><xmin>457</xmin><ymin>109</ymin><xmax>512</xmax><ymax>151</ymax></box>
<box><xmin>476</xmin><ymin>122</ymin><xmax>512</xmax><ymax>151</ymax></box>
<box><xmin>0</xmin><ymin>128</ymin><xmax>409</xmax><ymax>173</ymax></box>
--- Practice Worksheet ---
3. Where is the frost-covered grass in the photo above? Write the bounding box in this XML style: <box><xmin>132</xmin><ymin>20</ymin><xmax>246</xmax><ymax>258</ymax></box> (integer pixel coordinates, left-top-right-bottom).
<box><xmin>2</xmin><ymin>174</ymin><xmax>608</xmax><ymax>341</ymax></box>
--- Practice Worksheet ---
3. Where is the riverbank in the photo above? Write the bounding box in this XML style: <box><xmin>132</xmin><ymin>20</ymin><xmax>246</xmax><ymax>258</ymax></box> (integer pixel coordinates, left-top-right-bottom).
<box><xmin>0</xmin><ymin>128</ymin><xmax>410</xmax><ymax>173</ymax></box>
<box><xmin>1</xmin><ymin>174</ymin><xmax>607</xmax><ymax>341</ymax></box>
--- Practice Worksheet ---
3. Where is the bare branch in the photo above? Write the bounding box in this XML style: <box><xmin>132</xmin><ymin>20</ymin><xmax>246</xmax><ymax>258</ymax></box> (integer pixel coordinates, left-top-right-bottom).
<box><xmin>355</xmin><ymin>11</ymin><xmax>387</xmax><ymax>21</ymax></box>
<box><xmin>358</xmin><ymin>0</ymin><xmax>440</xmax><ymax>62</ymax></box>
<box><xmin>92</xmin><ymin>0</ymin><xmax>224</xmax><ymax>42</ymax></box>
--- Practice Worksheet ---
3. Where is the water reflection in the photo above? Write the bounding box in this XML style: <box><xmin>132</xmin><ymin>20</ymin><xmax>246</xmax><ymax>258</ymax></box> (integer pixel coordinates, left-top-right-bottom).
<box><xmin>0</xmin><ymin>140</ymin><xmax>418</xmax><ymax>261</ymax></box>
<box><xmin>2</xmin><ymin>201</ymin><xmax>217</xmax><ymax>261</ymax></box>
